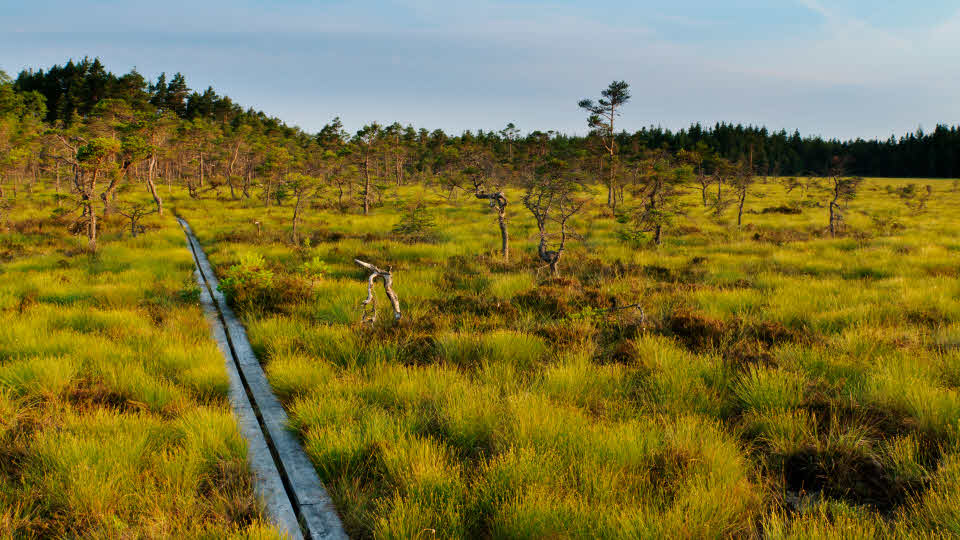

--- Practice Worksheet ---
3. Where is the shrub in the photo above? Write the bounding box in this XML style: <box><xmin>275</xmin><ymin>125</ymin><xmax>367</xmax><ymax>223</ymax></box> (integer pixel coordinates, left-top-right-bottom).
<box><xmin>392</xmin><ymin>201</ymin><xmax>439</xmax><ymax>243</ymax></box>
<box><xmin>760</xmin><ymin>204</ymin><xmax>802</xmax><ymax>215</ymax></box>
<box><xmin>217</xmin><ymin>253</ymin><xmax>275</xmax><ymax>312</ymax></box>
<box><xmin>301</xmin><ymin>256</ymin><xmax>330</xmax><ymax>279</ymax></box>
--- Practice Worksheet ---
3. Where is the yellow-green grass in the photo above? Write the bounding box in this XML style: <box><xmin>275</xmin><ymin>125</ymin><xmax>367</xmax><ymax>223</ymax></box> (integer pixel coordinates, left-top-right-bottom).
<box><xmin>0</xmin><ymin>193</ymin><xmax>280</xmax><ymax>538</ymax></box>
<box><xmin>175</xmin><ymin>177</ymin><xmax>960</xmax><ymax>538</ymax></box>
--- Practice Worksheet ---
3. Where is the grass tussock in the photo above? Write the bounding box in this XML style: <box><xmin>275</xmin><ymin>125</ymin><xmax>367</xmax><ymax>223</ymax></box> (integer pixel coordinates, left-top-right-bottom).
<box><xmin>0</xmin><ymin>195</ymin><xmax>279</xmax><ymax>538</ymax></box>
<box><xmin>163</xmin><ymin>178</ymin><xmax>960</xmax><ymax>537</ymax></box>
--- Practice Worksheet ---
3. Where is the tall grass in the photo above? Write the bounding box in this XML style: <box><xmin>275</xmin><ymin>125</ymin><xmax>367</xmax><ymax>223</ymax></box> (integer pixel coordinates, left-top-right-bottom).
<box><xmin>0</xmin><ymin>195</ymin><xmax>278</xmax><ymax>538</ymax></box>
<box><xmin>175</xmin><ymin>177</ymin><xmax>960</xmax><ymax>538</ymax></box>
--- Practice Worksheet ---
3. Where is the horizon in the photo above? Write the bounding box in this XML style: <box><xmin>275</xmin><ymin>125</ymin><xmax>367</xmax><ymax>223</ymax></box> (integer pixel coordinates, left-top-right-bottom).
<box><xmin>3</xmin><ymin>1</ymin><xmax>959</xmax><ymax>140</ymax></box>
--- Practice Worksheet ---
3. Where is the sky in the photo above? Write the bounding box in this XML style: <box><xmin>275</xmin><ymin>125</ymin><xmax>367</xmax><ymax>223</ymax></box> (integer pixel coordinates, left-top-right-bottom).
<box><xmin>2</xmin><ymin>0</ymin><xmax>959</xmax><ymax>140</ymax></box>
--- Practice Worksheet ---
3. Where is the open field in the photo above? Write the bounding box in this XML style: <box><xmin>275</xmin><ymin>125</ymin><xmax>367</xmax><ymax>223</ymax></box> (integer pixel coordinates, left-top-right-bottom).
<box><xmin>0</xmin><ymin>192</ymin><xmax>280</xmax><ymax>538</ymax></box>
<box><xmin>171</xmin><ymin>177</ymin><xmax>960</xmax><ymax>538</ymax></box>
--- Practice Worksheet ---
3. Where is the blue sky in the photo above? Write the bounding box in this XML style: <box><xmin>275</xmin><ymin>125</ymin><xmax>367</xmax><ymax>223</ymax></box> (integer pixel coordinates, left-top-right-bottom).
<box><xmin>2</xmin><ymin>1</ymin><xmax>958</xmax><ymax>140</ymax></box>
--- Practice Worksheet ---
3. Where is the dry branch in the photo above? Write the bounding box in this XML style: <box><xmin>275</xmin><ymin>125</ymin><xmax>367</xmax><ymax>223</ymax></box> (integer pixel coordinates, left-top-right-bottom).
<box><xmin>355</xmin><ymin>259</ymin><xmax>401</xmax><ymax>323</ymax></box>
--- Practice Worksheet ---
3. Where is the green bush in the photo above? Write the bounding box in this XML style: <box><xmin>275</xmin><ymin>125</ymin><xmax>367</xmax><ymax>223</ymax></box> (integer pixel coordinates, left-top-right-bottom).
<box><xmin>217</xmin><ymin>253</ymin><xmax>276</xmax><ymax>312</ymax></box>
<box><xmin>392</xmin><ymin>201</ymin><xmax>439</xmax><ymax>243</ymax></box>
<box><xmin>301</xmin><ymin>256</ymin><xmax>330</xmax><ymax>279</ymax></box>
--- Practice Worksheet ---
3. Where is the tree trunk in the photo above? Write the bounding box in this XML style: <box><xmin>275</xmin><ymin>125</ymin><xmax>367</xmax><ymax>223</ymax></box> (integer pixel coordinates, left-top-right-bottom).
<box><xmin>227</xmin><ymin>141</ymin><xmax>240</xmax><ymax>199</ymax></box>
<box><xmin>498</xmin><ymin>212</ymin><xmax>509</xmax><ymax>260</ymax></box>
<box><xmin>829</xmin><ymin>181</ymin><xmax>840</xmax><ymax>237</ymax></box>
<box><xmin>607</xmin><ymin>171</ymin><xmax>615</xmax><ymax>209</ymax></box>
<box><xmin>84</xmin><ymin>172</ymin><xmax>97</xmax><ymax>252</ymax></box>
<box><xmin>87</xmin><ymin>200</ymin><xmax>97</xmax><ymax>251</ymax></box>
<box><xmin>146</xmin><ymin>156</ymin><xmax>163</xmax><ymax>215</ymax></box>
<box><xmin>829</xmin><ymin>201</ymin><xmax>837</xmax><ymax>237</ymax></box>
<box><xmin>362</xmin><ymin>153</ymin><xmax>371</xmax><ymax>215</ymax></box>
<box><xmin>537</xmin><ymin>236</ymin><xmax>560</xmax><ymax>276</ymax></box>
<box><xmin>737</xmin><ymin>193</ymin><xmax>745</xmax><ymax>227</ymax></box>
<box><xmin>55</xmin><ymin>163</ymin><xmax>62</xmax><ymax>207</ymax></box>
<box><xmin>395</xmin><ymin>154</ymin><xmax>404</xmax><ymax>186</ymax></box>
<box><xmin>291</xmin><ymin>191</ymin><xmax>303</xmax><ymax>244</ymax></box>
<box><xmin>608</xmin><ymin>150</ymin><xmax>618</xmax><ymax>211</ymax></box>
<box><xmin>226</xmin><ymin>175</ymin><xmax>236</xmax><ymax>199</ymax></box>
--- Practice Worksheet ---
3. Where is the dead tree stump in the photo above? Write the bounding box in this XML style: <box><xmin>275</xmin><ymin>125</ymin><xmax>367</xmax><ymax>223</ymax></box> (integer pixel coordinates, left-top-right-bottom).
<box><xmin>355</xmin><ymin>259</ymin><xmax>401</xmax><ymax>323</ymax></box>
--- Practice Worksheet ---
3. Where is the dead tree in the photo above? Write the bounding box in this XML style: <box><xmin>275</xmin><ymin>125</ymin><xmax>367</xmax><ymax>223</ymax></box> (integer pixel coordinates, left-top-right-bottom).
<box><xmin>355</xmin><ymin>259</ymin><xmax>401</xmax><ymax>323</ymax></box>
<box><xmin>472</xmin><ymin>177</ymin><xmax>509</xmax><ymax>260</ymax></box>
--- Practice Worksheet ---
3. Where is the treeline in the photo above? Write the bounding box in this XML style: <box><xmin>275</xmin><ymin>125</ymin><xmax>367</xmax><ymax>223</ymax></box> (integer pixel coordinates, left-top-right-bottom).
<box><xmin>629</xmin><ymin>123</ymin><xmax>960</xmax><ymax>179</ymax></box>
<box><xmin>13</xmin><ymin>57</ymin><xmax>284</xmax><ymax>129</ymax></box>
<box><xmin>7</xmin><ymin>58</ymin><xmax>960</xmax><ymax>179</ymax></box>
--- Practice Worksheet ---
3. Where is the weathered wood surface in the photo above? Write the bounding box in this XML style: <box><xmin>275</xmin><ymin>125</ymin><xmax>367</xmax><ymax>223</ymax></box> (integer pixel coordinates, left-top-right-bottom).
<box><xmin>179</xmin><ymin>218</ymin><xmax>348</xmax><ymax>540</ymax></box>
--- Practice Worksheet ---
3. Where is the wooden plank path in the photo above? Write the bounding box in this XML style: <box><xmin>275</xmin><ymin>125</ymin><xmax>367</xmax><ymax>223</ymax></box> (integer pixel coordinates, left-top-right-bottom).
<box><xmin>178</xmin><ymin>218</ymin><xmax>347</xmax><ymax>540</ymax></box>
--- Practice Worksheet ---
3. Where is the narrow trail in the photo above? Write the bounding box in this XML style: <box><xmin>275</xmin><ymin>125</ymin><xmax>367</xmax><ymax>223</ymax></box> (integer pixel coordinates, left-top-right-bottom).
<box><xmin>178</xmin><ymin>218</ymin><xmax>347</xmax><ymax>540</ymax></box>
